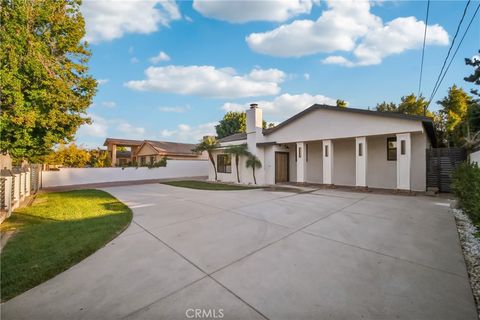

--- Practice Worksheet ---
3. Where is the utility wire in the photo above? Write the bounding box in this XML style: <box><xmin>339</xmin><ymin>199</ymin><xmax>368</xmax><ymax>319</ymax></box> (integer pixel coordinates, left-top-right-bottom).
<box><xmin>428</xmin><ymin>1</ymin><xmax>480</xmax><ymax>105</ymax></box>
<box><xmin>418</xmin><ymin>0</ymin><xmax>430</xmax><ymax>98</ymax></box>
<box><xmin>428</xmin><ymin>0</ymin><xmax>471</xmax><ymax>105</ymax></box>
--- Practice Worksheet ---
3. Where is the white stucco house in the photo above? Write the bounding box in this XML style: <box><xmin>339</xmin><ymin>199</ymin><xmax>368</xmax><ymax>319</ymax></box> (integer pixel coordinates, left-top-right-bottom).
<box><xmin>208</xmin><ymin>103</ymin><xmax>437</xmax><ymax>192</ymax></box>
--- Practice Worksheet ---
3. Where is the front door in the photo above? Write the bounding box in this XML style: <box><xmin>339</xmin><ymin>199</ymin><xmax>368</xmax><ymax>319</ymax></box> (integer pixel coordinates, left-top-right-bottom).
<box><xmin>275</xmin><ymin>152</ymin><xmax>289</xmax><ymax>183</ymax></box>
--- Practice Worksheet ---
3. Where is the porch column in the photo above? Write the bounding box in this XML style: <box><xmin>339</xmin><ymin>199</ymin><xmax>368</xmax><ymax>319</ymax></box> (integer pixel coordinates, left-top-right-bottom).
<box><xmin>296</xmin><ymin>142</ymin><xmax>306</xmax><ymax>183</ymax></box>
<box><xmin>396</xmin><ymin>133</ymin><xmax>411</xmax><ymax>190</ymax></box>
<box><xmin>355</xmin><ymin>137</ymin><xmax>367</xmax><ymax>187</ymax></box>
<box><xmin>111</xmin><ymin>144</ymin><xmax>117</xmax><ymax>167</ymax></box>
<box><xmin>322</xmin><ymin>140</ymin><xmax>333</xmax><ymax>185</ymax></box>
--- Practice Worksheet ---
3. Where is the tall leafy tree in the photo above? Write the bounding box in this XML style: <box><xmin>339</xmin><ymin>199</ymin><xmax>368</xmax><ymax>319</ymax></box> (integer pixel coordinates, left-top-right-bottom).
<box><xmin>215</xmin><ymin>111</ymin><xmax>271</xmax><ymax>139</ymax></box>
<box><xmin>193</xmin><ymin>136</ymin><xmax>219</xmax><ymax>180</ymax></box>
<box><xmin>397</xmin><ymin>94</ymin><xmax>430</xmax><ymax>116</ymax></box>
<box><xmin>43</xmin><ymin>143</ymin><xmax>91</xmax><ymax>167</ymax></box>
<box><xmin>336</xmin><ymin>99</ymin><xmax>347</xmax><ymax>108</ymax></box>
<box><xmin>215</xmin><ymin>112</ymin><xmax>247</xmax><ymax>139</ymax></box>
<box><xmin>464</xmin><ymin>50</ymin><xmax>480</xmax><ymax>97</ymax></box>
<box><xmin>437</xmin><ymin>85</ymin><xmax>473</xmax><ymax>146</ymax></box>
<box><xmin>0</xmin><ymin>0</ymin><xmax>97</xmax><ymax>161</ymax></box>
<box><xmin>375</xmin><ymin>102</ymin><xmax>398</xmax><ymax>112</ymax></box>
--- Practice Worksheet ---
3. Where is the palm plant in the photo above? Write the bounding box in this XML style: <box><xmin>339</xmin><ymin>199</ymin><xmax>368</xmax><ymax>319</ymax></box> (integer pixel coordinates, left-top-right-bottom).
<box><xmin>246</xmin><ymin>152</ymin><xmax>262</xmax><ymax>185</ymax></box>
<box><xmin>193</xmin><ymin>136</ymin><xmax>219</xmax><ymax>180</ymax></box>
<box><xmin>225</xmin><ymin>144</ymin><xmax>248</xmax><ymax>183</ymax></box>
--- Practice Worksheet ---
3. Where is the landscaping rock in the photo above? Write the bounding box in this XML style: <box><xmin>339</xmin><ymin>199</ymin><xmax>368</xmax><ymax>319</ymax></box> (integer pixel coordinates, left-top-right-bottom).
<box><xmin>453</xmin><ymin>208</ymin><xmax>480</xmax><ymax>319</ymax></box>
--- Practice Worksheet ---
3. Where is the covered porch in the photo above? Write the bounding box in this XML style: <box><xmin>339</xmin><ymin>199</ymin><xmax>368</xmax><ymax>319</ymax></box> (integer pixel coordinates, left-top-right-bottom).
<box><xmin>269</xmin><ymin>132</ymin><xmax>426</xmax><ymax>192</ymax></box>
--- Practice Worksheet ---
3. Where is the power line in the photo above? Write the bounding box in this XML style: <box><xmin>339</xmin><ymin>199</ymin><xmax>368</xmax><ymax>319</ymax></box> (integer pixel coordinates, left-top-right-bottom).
<box><xmin>418</xmin><ymin>0</ymin><xmax>430</xmax><ymax>98</ymax></box>
<box><xmin>428</xmin><ymin>0</ymin><xmax>471</xmax><ymax>105</ymax></box>
<box><xmin>428</xmin><ymin>1</ymin><xmax>480</xmax><ymax>105</ymax></box>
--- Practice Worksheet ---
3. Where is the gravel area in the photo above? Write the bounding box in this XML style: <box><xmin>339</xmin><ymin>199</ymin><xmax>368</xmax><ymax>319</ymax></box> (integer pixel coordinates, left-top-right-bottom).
<box><xmin>453</xmin><ymin>208</ymin><xmax>480</xmax><ymax>319</ymax></box>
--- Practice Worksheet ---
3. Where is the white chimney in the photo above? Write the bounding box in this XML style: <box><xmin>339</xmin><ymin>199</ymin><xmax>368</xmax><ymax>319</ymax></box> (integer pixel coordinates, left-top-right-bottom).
<box><xmin>246</xmin><ymin>103</ymin><xmax>262</xmax><ymax>134</ymax></box>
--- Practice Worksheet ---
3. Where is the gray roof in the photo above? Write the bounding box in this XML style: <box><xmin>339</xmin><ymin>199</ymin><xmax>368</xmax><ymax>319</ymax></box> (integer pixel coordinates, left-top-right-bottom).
<box><xmin>218</xmin><ymin>132</ymin><xmax>247</xmax><ymax>143</ymax></box>
<box><xmin>263</xmin><ymin>104</ymin><xmax>436</xmax><ymax>146</ymax></box>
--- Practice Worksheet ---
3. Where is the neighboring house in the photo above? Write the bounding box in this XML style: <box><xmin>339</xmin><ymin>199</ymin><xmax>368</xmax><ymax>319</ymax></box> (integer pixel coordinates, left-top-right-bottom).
<box><xmin>103</xmin><ymin>138</ymin><xmax>207</xmax><ymax>166</ymax></box>
<box><xmin>209</xmin><ymin>104</ymin><xmax>436</xmax><ymax>192</ymax></box>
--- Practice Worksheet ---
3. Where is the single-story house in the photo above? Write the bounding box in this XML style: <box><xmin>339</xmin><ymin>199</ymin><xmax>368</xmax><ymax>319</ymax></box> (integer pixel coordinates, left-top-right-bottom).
<box><xmin>103</xmin><ymin>138</ymin><xmax>207</xmax><ymax>166</ymax></box>
<box><xmin>209</xmin><ymin>104</ymin><xmax>436</xmax><ymax>192</ymax></box>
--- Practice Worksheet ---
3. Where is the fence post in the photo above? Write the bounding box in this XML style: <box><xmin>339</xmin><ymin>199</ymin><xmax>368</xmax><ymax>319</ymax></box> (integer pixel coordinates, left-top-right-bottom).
<box><xmin>3</xmin><ymin>175</ymin><xmax>13</xmax><ymax>217</ymax></box>
<box><xmin>12</xmin><ymin>172</ymin><xmax>20</xmax><ymax>209</ymax></box>
<box><xmin>25</xmin><ymin>168</ymin><xmax>31</xmax><ymax>197</ymax></box>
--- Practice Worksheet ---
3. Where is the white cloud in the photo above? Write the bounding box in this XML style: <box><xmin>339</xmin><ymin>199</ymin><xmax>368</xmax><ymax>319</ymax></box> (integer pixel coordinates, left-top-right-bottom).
<box><xmin>82</xmin><ymin>0</ymin><xmax>181</xmax><ymax>43</ymax></box>
<box><xmin>97</xmin><ymin>78</ymin><xmax>109</xmax><ymax>85</ymax></box>
<box><xmin>322</xmin><ymin>55</ymin><xmax>355</xmax><ymax>67</ymax></box>
<box><xmin>78</xmin><ymin>114</ymin><xmax>109</xmax><ymax>137</ymax></box>
<box><xmin>101</xmin><ymin>101</ymin><xmax>116</xmax><ymax>108</ymax></box>
<box><xmin>159</xmin><ymin>105</ymin><xmax>190</xmax><ymax>113</ymax></box>
<box><xmin>222</xmin><ymin>93</ymin><xmax>337</xmax><ymax>119</ymax></box>
<box><xmin>77</xmin><ymin>114</ymin><xmax>146</xmax><ymax>140</ymax></box>
<box><xmin>130</xmin><ymin>57</ymin><xmax>139</xmax><ymax>64</ymax></box>
<box><xmin>125</xmin><ymin>66</ymin><xmax>285</xmax><ymax>98</ymax></box>
<box><xmin>116</xmin><ymin>121</ymin><xmax>146</xmax><ymax>138</ymax></box>
<box><xmin>304</xmin><ymin>73</ymin><xmax>310</xmax><ymax>80</ymax></box>
<box><xmin>246</xmin><ymin>0</ymin><xmax>448</xmax><ymax>66</ymax></box>
<box><xmin>193</xmin><ymin>0</ymin><xmax>318</xmax><ymax>23</ymax></box>
<box><xmin>160</xmin><ymin>122</ymin><xmax>217</xmax><ymax>142</ymax></box>
<box><xmin>150</xmin><ymin>51</ymin><xmax>171</xmax><ymax>64</ymax></box>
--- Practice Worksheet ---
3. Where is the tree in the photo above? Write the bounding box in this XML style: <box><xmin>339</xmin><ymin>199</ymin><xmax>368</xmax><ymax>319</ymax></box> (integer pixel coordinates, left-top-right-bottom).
<box><xmin>0</xmin><ymin>0</ymin><xmax>97</xmax><ymax>161</ymax></box>
<box><xmin>89</xmin><ymin>149</ymin><xmax>110</xmax><ymax>168</ymax></box>
<box><xmin>245</xmin><ymin>152</ymin><xmax>262</xmax><ymax>185</ymax></box>
<box><xmin>375</xmin><ymin>102</ymin><xmax>398</xmax><ymax>112</ymax></box>
<box><xmin>397</xmin><ymin>94</ymin><xmax>430</xmax><ymax>116</ymax></box>
<box><xmin>225</xmin><ymin>144</ymin><xmax>248</xmax><ymax>183</ymax></box>
<box><xmin>44</xmin><ymin>143</ymin><xmax>91</xmax><ymax>167</ymax></box>
<box><xmin>336</xmin><ymin>99</ymin><xmax>347</xmax><ymax>108</ymax></box>
<box><xmin>215</xmin><ymin>112</ymin><xmax>247</xmax><ymax>139</ymax></box>
<box><xmin>464</xmin><ymin>50</ymin><xmax>480</xmax><ymax>97</ymax></box>
<box><xmin>193</xmin><ymin>136</ymin><xmax>219</xmax><ymax>180</ymax></box>
<box><xmin>437</xmin><ymin>85</ymin><xmax>473</xmax><ymax>146</ymax></box>
<box><xmin>215</xmin><ymin>111</ymin><xmax>272</xmax><ymax>139</ymax></box>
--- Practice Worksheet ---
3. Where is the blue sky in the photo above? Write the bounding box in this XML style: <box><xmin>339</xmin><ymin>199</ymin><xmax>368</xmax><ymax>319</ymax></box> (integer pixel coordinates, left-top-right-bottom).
<box><xmin>76</xmin><ymin>0</ymin><xmax>480</xmax><ymax>148</ymax></box>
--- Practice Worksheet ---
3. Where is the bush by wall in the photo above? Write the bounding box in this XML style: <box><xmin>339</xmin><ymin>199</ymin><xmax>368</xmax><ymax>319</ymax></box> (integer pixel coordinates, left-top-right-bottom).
<box><xmin>452</xmin><ymin>161</ymin><xmax>480</xmax><ymax>225</ymax></box>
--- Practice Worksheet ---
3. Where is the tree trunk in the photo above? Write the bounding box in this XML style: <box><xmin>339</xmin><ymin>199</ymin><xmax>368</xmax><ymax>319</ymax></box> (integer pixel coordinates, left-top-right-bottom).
<box><xmin>252</xmin><ymin>166</ymin><xmax>256</xmax><ymax>184</ymax></box>
<box><xmin>235</xmin><ymin>154</ymin><xmax>240</xmax><ymax>183</ymax></box>
<box><xmin>208</xmin><ymin>152</ymin><xmax>217</xmax><ymax>181</ymax></box>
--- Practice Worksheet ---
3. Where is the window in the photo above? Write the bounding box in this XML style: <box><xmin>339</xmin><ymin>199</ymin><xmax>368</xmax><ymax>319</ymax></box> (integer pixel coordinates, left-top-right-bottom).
<box><xmin>400</xmin><ymin>140</ymin><xmax>406</xmax><ymax>155</ymax></box>
<box><xmin>217</xmin><ymin>154</ymin><xmax>232</xmax><ymax>173</ymax></box>
<box><xmin>306</xmin><ymin>144</ymin><xmax>309</xmax><ymax>162</ymax></box>
<box><xmin>140</xmin><ymin>156</ymin><xmax>146</xmax><ymax>166</ymax></box>
<box><xmin>325</xmin><ymin>145</ymin><xmax>329</xmax><ymax>157</ymax></box>
<box><xmin>358</xmin><ymin>143</ymin><xmax>363</xmax><ymax>157</ymax></box>
<box><xmin>150</xmin><ymin>156</ymin><xmax>155</xmax><ymax>164</ymax></box>
<box><xmin>298</xmin><ymin>147</ymin><xmax>302</xmax><ymax>158</ymax></box>
<box><xmin>387</xmin><ymin>138</ymin><xmax>397</xmax><ymax>161</ymax></box>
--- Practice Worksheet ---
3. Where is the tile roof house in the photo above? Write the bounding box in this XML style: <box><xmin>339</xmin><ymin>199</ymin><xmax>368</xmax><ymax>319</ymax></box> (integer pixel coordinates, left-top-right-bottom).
<box><xmin>210</xmin><ymin>103</ymin><xmax>436</xmax><ymax>191</ymax></box>
<box><xmin>103</xmin><ymin>138</ymin><xmax>207</xmax><ymax>166</ymax></box>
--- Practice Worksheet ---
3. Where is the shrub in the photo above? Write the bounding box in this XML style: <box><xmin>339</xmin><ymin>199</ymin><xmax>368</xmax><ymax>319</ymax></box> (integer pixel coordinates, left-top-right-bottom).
<box><xmin>452</xmin><ymin>161</ymin><xmax>480</xmax><ymax>225</ymax></box>
<box><xmin>147</xmin><ymin>157</ymin><xmax>167</xmax><ymax>169</ymax></box>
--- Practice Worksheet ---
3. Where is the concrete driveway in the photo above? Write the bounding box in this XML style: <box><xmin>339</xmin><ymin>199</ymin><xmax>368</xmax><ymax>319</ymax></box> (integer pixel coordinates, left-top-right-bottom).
<box><xmin>2</xmin><ymin>184</ymin><xmax>477</xmax><ymax>319</ymax></box>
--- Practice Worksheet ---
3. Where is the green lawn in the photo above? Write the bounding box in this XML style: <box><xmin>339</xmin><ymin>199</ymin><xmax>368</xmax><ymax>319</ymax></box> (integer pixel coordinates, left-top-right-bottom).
<box><xmin>162</xmin><ymin>180</ymin><xmax>263</xmax><ymax>191</ymax></box>
<box><xmin>0</xmin><ymin>189</ymin><xmax>132</xmax><ymax>301</ymax></box>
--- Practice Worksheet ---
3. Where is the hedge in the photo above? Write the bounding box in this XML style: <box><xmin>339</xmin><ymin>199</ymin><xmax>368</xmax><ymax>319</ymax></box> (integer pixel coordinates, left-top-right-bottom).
<box><xmin>452</xmin><ymin>161</ymin><xmax>480</xmax><ymax>225</ymax></box>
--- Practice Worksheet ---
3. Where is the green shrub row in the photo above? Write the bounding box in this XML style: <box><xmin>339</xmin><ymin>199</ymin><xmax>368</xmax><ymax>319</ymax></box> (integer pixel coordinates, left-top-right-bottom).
<box><xmin>452</xmin><ymin>161</ymin><xmax>480</xmax><ymax>225</ymax></box>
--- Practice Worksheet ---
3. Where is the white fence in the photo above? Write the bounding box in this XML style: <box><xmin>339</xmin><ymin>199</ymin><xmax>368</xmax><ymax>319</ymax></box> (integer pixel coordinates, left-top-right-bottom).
<box><xmin>1</xmin><ymin>165</ymin><xmax>42</xmax><ymax>219</ymax></box>
<box><xmin>471</xmin><ymin>149</ymin><xmax>480</xmax><ymax>165</ymax></box>
<box><xmin>41</xmin><ymin>160</ymin><xmax>210</xmax><ymax>187</ymax></box>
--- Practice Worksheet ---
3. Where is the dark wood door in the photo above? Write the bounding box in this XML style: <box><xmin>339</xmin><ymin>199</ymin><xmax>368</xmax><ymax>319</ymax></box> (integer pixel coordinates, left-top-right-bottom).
<box><xmin>275</xmin><ymin>152</ymin><xmax>289</xmax><ymax>183</ymax></box>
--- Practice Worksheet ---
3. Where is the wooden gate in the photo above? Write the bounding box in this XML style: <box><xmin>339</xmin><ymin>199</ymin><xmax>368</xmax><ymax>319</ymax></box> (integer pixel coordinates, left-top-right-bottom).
<box><xmin>426</xmin><ymin>148</ymin><xmax>466</xmax><ymax>192</ymax></box>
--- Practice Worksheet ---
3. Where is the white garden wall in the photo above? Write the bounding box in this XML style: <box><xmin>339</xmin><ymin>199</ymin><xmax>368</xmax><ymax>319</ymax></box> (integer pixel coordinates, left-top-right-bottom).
<box><xmin>42</xmin><ymin>160</ymin><xmax>209</xmax><ymax>187</ymax></box>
